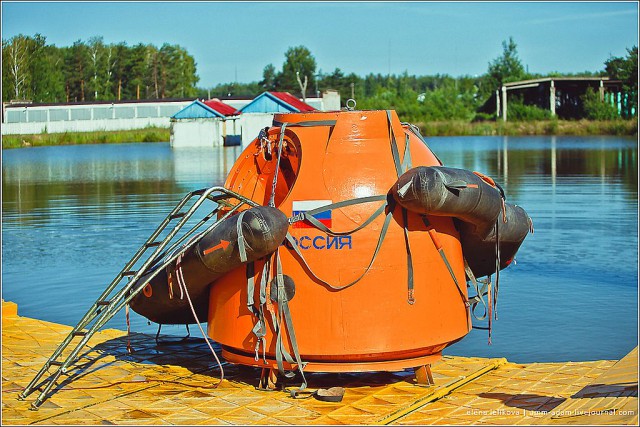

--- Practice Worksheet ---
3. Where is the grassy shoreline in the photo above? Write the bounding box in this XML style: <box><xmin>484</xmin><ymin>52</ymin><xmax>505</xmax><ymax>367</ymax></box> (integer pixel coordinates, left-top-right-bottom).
<box><xmin>2</xmin><ymin>119</ymin><xmax>637</xmax><ymax>149</ymax></box>
<box><xmin>417</xmin><ymin>119</ymin><xmax>638</xmax><ymax>137</ymax></box>
<box><xmin>2</xmin><ymin>127</ymin><xmax>171</xmax><ymax>149</ymax></box>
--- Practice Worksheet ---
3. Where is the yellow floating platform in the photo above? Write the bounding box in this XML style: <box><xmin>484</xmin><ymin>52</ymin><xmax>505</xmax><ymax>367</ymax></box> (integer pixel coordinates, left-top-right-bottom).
<box><xmin>2</xmin><ymin>300</ymin><xmax>637</xmax><ymax>425</ymax></box>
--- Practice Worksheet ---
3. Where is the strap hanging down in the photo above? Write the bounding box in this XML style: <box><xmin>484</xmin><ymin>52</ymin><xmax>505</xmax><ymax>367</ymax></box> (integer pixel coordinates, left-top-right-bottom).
<box><xmin>271</xmin><ymin>249</ymin><xmax>308</xmax><ymax>395</ymax></box>
<box><xmin>246</xmin><ymin>260</ymin><xmax>270</xmax><ymax>363</ymax></box>
<box><xmin>386</xmin><ymin>110</ymin><xmax>404</xmax><ymax>177</ymax></box>
<box><xmin>387</xmin><ymin>110</ymin><xmax>415</xmax><ymax>304</ymax></box>
<box><xmin>269</xmin><ymin>123</ymin><xmax>287</xmax><ymax>208</ymax></box>
<box><xmin>286</xmin><ymin>207</ymin><xmax>394</xmax><ymax>291</ymax></box>
<box><xmin>401</xmin><ymin>207</ymin><xmax>415</xmax><ymax>304</ymax></box>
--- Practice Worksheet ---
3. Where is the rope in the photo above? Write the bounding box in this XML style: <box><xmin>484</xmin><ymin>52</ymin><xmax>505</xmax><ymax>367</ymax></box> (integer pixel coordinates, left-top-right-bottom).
<box><xmin>125</xmin><ymin>304</ymin><xmax>132</xmax><ymax>354</ymax></box>
<box><xmin>175</xmin><ymin>256</ymin><xmax>225</xmax><ymax>387</ymax></box>
<box><xmin>269</xmin><ymin>123</ymin><xmax>287</xmax><ymax>208</ymax></box>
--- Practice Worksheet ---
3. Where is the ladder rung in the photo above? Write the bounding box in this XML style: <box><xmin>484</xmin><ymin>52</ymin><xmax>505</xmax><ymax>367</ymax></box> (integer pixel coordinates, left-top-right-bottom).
<box><xmin>22</xmin><ymin>187</ymin><xmax>247</xmax><ymax>409</ymax></box>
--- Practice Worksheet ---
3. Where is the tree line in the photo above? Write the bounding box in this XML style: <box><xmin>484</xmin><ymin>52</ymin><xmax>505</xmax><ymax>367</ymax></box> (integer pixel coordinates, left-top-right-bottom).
<box><xmin>204</xmin><ymin>40</ymin><xmax>637</xmax><ymax>122</ymax></box>
<box><xmin>2</xmin><ymin>34</ymin><xmax>198</xmax><ymax>103</ymax></box>
<box><xmin>3</xmin><ymin>34</ymin><xmax>637</xmax><ymax>122</ymax></box>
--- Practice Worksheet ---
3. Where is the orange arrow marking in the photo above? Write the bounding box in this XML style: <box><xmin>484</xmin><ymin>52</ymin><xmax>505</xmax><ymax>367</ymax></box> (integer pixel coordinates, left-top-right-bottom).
<box><xmin>203</xmin><ymin>239</ymin><xmax>230</xmax><ymax>255</ymax></box>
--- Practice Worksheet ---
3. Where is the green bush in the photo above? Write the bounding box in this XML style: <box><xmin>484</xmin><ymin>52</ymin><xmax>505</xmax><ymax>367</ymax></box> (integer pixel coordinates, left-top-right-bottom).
<box><xmin>508</xmin><ymin>101</ymin><xmax>553</xmax><ymax>121</ymax></box>
<box><xmin>582</xmin><ymin>87</ymin><xmax>619</xmax><ymax>120</ymax></box>
<box><xmin>544</xmin><ymin>118</ymin><xmax>559</xmax><ymax>134</ymax></box>
<box><xmin>472</xmin><ymin>112</ymin><xmax>496</xmax><ymax>122</ymax></box>
<box><xmin>143</xmin><ymin>131</ymin><xmax>161</xmax><ymax>142</ymax></box>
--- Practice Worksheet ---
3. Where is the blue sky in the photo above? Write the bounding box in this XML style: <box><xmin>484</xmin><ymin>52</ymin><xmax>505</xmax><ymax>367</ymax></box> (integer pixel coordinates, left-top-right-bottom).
<box><xmin>2</xmin><ymin>1</ymin><xmax>638</xmax><ymax>88</ymax></box>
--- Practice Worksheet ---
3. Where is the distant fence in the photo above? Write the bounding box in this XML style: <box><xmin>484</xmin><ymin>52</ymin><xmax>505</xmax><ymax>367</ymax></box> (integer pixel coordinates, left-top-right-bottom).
<box><xmin>1</xmin><ymin>93</ymin><xmax>340</xmax><ymax>137</ymax></box>
<box><xmin>1</xmin><ymin>100</ymin><xmax>193</xmax><ymax>135</ymax></box>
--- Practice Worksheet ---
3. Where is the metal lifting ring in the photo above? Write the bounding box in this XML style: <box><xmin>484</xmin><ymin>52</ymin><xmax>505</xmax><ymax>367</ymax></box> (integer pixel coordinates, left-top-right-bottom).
<box><xmin>346</xmin><ymin>99</ymin><xmax>356</xmax><ymax>111</ymax></box>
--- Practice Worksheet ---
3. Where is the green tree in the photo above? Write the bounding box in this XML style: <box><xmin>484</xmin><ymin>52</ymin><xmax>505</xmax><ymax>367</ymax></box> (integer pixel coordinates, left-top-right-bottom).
<box><xmin>127</xmin><ymin>43</ymin><xmax>148</xmax><ymax>99</ymax></box>
<box><xmin>2</xmin><ymin>34</ymin><xmax>46</xmax><ymax>101</ymax></box>
<box><xmin>87</xmin><ymin>36</ymin><xmax>105</xmax><ymax>100</ymax></box>
<box><xmin>110</xmin><ymin>42</ymin><xmax>129</xmax><ymax>100</ymax></box>
<box><xmin>64</xmin><ymin>40</ymin><xmax>90</xmax><ymax>102</ymax></box>
<box><xmin>30</xmin><ymin>43</ymin><xmax>65</xmax><ymax>102</ymax></box>
<box><xmin>486</xmin><ymin>37</ymin><xmax>526</xmax><ymax>91</ymax></box>
<box><xmin>260</xmin><ymin>64</ymin><xmax>277</xmax><ymax>91</ymax></box>
<box><xmin>280</xmin><ymin>45</ymin><xmax>316</xmax><ymax>100</ymax></box>
<box><xmin>604</xmin><ymin>46</ymin><xmax>638</xmax><ymax>117</ymax></box>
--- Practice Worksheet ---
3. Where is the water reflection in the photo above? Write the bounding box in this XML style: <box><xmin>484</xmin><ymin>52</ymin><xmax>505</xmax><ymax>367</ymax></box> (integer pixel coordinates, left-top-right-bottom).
<box><xmin>2</xmin><ymin>144</ymin><xmax>242</xmax><ymax>226</ymax></box>
<box><xmin>436</xmin><ymin>135</ymin><xmax>638</xmax><ymax>200</ymax></box>
<box><xmin>433</xmin><ymin>135</ymin><xmax>637</xmax><ymax>363</ymax></box>
<box><xmin>2</xmin><ymin>138</ymin><xmax>638</xmax><ymax>362</ymax></box>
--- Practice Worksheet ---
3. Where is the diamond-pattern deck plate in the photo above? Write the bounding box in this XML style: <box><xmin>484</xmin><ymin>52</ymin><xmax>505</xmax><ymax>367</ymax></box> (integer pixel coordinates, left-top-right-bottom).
<box><xmin>388</xmin><ymin>354</ymin><xmax>636</xmax><ymax>426</ymax></box>
<box><xmin>2</xmin><ymin>301</ymin><xmax>637</xmax><ymax>425</ymax></box>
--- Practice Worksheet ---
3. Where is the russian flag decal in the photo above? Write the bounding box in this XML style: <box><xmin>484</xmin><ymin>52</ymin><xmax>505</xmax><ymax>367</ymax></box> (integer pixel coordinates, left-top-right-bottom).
<box><xmin>292</xmin><ymin>200</ymin><xmax>332</xmax><ymax>228</ymax></box>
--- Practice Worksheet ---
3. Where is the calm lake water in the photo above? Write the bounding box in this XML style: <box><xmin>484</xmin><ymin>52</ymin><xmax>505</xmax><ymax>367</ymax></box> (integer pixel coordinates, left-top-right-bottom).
<box><xmin>2</xmin><ymin>136</ymin><xmax>638</xmax><ymax>364</ymax></box>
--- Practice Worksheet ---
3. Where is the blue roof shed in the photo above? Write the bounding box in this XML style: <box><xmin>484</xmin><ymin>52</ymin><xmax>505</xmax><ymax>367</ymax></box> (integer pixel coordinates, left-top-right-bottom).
<box><xmin>172</xmin><ymin>100</ymin><xmax>225</xmax><ymax>119</ymax></box>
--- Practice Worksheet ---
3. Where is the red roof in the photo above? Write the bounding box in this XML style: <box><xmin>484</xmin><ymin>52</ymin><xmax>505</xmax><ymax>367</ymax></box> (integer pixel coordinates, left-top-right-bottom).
<box><xmin>203</xmin><ymin>99</ymin><xmax>237</xmax><ymax>116</ymax></box>
<box><xmin>270</xmin><ymin>92</ymin><xmax>316</xmax><ymax>112</ymax></box>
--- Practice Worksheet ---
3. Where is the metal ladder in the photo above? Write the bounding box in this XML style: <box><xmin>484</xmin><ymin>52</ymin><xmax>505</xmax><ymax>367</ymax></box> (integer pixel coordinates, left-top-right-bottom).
<box><xmin>19</xmin><ymin>186</ymin><xmax>258</xmax><ymax>410</ymax></box>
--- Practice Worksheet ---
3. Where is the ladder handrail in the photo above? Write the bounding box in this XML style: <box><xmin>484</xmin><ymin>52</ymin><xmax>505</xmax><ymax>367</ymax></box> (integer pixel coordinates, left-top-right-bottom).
<box><xmin>148</xmin><ymin>191</ymin><xmax>258</xmax><ymax>269</ymax></box>
<box><xmin>19</xmin><ymin>188</ymin><xmax>209</xmax><ymax>401</ymax></box>
<box><xmin>20</xmin><ymin>186</ymin><xmax>257</xmax><ymax>409</ymax></box>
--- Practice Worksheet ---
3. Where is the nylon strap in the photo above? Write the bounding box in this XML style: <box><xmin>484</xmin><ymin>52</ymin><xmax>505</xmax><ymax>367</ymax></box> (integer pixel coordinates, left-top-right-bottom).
<box><xmin>246</xmin><ymin>261</ymin><xmax>268</xmax><ymax>363</ymax></box>
<box><xmin>465</xmin><ymin>258</ymin><xmax>488</xmax><ymax>321</ymax></box>
<box><xmin>494</xmin><ymin>217</ymin><xmax>501</xmax><ymax>320</ymax></box>
<box><xmin>402</xmin><ymin>121</ymin><xmax>444</xmax><ymax>166</ymax></box>
<box><xmin>437</xmin><ymin>246</ymin><xmax>469</xmax><ymax>307</ymax></box>
<box><xmin>387</xmin><ymin>111</ymin><xmax>415</xmax><ymax>304</ymax></box>
<box><xmin>294</xmin><ymin>197</ymin><xmax>388</xmax><ymax>236</ymax></box>
<box><xmin>246</xmin><ymin>262</ymin><xmax>256</xmax><ymax>308</ymax></box>
<box><xmin>386</xmin><ymin>110</ymin><xmax>403</xmax><ymax>177</ymax></box>
<box><xmin>272</xmin><ymin>249</ymin><xmax>308</xmax><ymax>395</ymax></box>
<box><xmin>272</xmin><ymin>120</ymin><xmax>337</xmax><ymax>128</ymax></box>
<box><xmin>402</xmin><ymin>132</ymin><xmax>413</xmax><ymax>173</ymax></box>
<box><xmin>285</xmin><ymin>207</ymin><xmax>394</xmax><ymax>291</ymax></box>
<box><xmin>401</xmin><ymin>208</ymin><xmax>415</xmax><ymax>304</ymax></box>
<box><xmin>256</xmin><ymin>260</ymin><xmax>270</xmax><ymax>362</ymax></box>
<box><xmin>269</xmin><ymin>123</ymin><xmax>287</xmax><ymax>208</ymax></box>
<box><xmin>236</xmin><ymin>210</ymin><xmax>248</xmax><ymax>262</ymax></box>
<box><xmin>276</xmin><ymin>252</ymin><xmax>307</xmax><ymax>395</ymax></box>
<box><xmin>289</xmin><ymin>195</ymin><xmax>387</xmax><ymax>224</ymax></box>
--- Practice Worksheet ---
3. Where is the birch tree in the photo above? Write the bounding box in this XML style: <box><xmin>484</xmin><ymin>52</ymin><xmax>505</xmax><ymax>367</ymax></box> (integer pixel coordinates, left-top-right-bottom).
<box><xmin>88</xmin><ymin>36</ymin><xmax>104</xmax><ymax>100</ymax></box>
<box><xmin>3</xmin><ymin>35</ymin><xmax>30</xmax><ymax>100</ymax></box>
